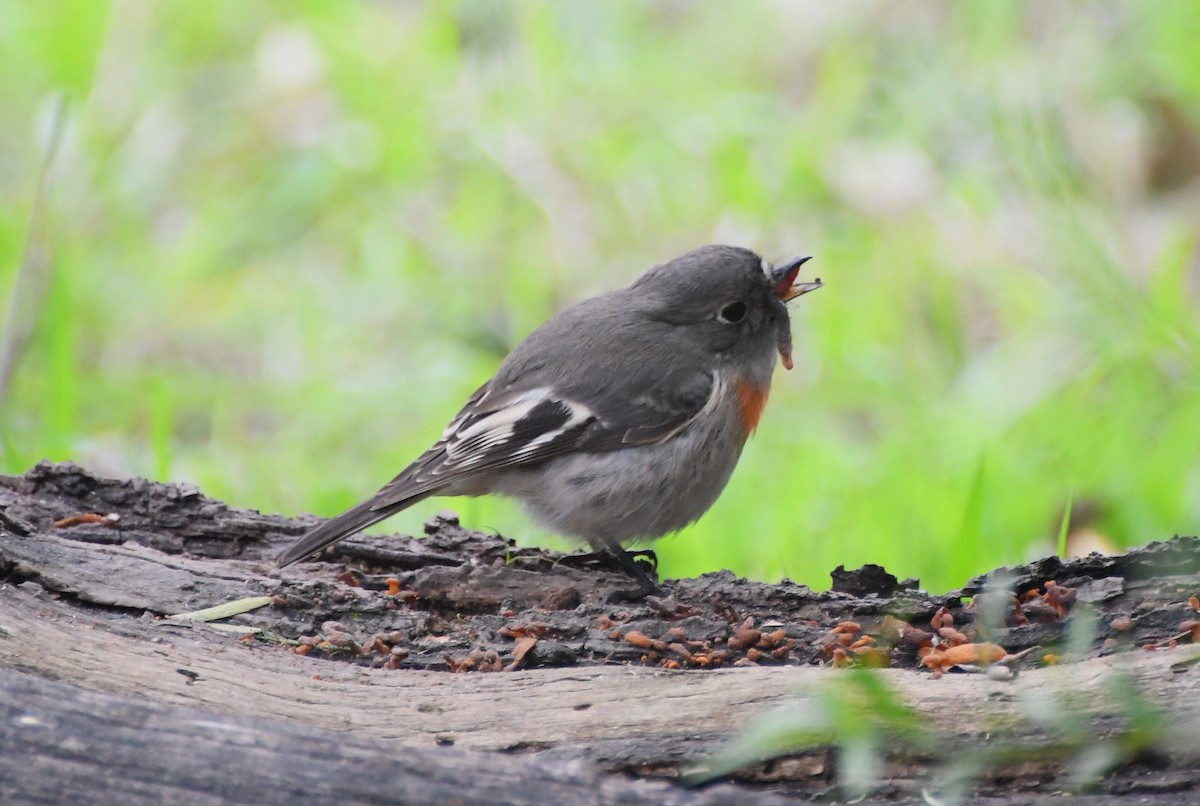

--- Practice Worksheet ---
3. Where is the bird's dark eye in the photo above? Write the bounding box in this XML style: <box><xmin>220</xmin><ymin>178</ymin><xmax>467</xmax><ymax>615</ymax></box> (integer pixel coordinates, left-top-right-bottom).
<box><xmin>717</xmin><ymin>301</ymin><xmax>748</xmax><ymax>323</ymax></box>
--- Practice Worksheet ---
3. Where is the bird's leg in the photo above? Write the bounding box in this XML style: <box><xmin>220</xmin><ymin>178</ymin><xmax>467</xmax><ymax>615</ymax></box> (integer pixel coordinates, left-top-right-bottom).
<box><xmin>625</xmin><ymin>547</ymin><xmax>658</xmax><ymax>573</ymax></box>
<box><xmin>554</xmin><ymin>547</ymin><xmax>657</xmax><ymax>572</ymax></box>
<box><xmin>552</xmin><ymin>546</ymin><xmax>662</xmax><ymax>599</ymax></box>
<box><xmin>552</xmin><ymin>549</ymin><xmax>607</xmax><ymax>569</ymax></box>
<box><xmin>603</xmin><ymin>546</ymin><xmax>662</xmax><ymax>601</ymax></box>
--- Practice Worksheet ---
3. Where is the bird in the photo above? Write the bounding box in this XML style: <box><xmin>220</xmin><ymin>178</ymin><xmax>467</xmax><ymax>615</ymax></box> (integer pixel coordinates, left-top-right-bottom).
<box><xmin>277</xmin><ymin>245</ymin><xmax>822</xmax><ymax>593</ymax></box>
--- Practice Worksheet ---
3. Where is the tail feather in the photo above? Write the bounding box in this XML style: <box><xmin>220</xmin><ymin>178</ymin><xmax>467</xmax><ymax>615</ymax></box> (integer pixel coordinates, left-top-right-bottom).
<box><xmin>276</xmin><ymin>493</ymin><xmax>431</xmax><ymax>567</ymax></box>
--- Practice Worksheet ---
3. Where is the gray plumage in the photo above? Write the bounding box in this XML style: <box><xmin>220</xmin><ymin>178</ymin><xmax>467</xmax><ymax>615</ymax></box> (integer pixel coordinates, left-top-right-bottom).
<box><xmin>276</xmin><ymin>245</ymin><xmax>820</xmax><ymax>568</ymax></box>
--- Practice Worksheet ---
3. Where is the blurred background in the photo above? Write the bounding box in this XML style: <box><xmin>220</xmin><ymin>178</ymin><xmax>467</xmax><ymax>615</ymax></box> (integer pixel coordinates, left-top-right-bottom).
<box><xmin>2</xmin><ymin>1</ymin><xmax>1198</xmax><ymax>592</ymax></box>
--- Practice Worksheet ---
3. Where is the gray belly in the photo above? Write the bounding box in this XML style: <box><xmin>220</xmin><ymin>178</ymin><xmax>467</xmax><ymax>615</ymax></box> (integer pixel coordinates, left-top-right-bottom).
<box><xmin>483</xmin><ymin>406</ymin><xmax>747</xmax><ymax>548</ymax></box>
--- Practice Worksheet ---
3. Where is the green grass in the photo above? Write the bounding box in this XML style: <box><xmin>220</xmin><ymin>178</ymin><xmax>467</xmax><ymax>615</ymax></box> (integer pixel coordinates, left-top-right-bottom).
<box><xmin>691</xmin><ymin>658</ymin><xmax>1183</xmax><ymax>802</ymax></box>
<box><xmin>2</xmin><ymin>2</ymin><xmax>1199</xmax><ymax>591</ymax></box>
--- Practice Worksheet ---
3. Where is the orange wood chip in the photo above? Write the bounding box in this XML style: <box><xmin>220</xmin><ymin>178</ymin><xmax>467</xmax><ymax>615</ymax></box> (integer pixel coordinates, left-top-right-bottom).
<box><xmin>507</xmin><ymin>636</ymin><xmax>538</xmax><ymax>671</ymax></box>
<box><xmin>667</xmin><ymin>642</ymin><xmax>693</xmax><ymax>662</ymax></box>
<box><xmin>921</xmin><ymin>642</ymin><xmax>1007</xmax><ymax>673</ymax></box>
<box><xmin>624</xmin><ymin>630</ymin><xmax>654</xmax><ymax>649</ymax></box>
<box><xmin>53</xmin><ymin>512</ymin><xmax>119</xmax><ymax>528</ymax></box>
<box><xmin>728</xmin><ymin>626</ymin><xmax>761</xmax><ymax>649</ymax></box>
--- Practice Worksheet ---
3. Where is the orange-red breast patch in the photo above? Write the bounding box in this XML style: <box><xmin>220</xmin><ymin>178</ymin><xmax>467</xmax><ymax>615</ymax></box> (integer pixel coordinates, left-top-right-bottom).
<box><xmin>734</xmin><ymin>379</ymin><xmax>770</xmax><ymax>437</ymax></box>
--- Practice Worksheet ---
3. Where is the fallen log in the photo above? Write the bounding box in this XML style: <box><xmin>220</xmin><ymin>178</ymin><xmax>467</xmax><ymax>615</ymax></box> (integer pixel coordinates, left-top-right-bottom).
<box><xmin>1</xmin><ymin>462</ymin><xmax>1198</xmax><ymax>803</ymax></box>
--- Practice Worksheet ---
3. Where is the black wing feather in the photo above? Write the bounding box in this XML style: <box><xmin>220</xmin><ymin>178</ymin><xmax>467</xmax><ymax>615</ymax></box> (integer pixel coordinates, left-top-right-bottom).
<box><xmin>277</xmin><ymin>370</ymin><xmax>716</xmax><ymax>567</ymax></box>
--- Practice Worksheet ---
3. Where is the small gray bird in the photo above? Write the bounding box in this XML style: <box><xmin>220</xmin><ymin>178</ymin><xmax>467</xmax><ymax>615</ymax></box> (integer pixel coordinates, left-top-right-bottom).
<box><xmin>277</xmin><ymin>245</ymin><xmax>822</xmax><ymax>590</ymax></box>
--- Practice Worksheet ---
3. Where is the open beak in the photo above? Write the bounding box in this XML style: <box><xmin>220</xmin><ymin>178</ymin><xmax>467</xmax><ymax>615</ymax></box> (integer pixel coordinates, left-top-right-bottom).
<box><xmin>771</xmin><ymin>256</ymin><xmax>823</xmax><ymax>301</ymax></box>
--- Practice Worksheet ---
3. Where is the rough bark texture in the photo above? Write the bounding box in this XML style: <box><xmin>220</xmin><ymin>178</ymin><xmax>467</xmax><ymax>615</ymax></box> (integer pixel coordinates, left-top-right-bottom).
<box><xmin>1</xmin><ymin>461</ymin><xmax>1199</xmax><ymax>804</ymax></box>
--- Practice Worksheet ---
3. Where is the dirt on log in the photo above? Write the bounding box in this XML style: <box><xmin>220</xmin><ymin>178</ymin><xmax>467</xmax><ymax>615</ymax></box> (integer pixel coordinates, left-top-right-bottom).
<box><xmin>1</xmin><ymin>461</ymin><xmax>1198</xmax><ymax>805</ymax></box>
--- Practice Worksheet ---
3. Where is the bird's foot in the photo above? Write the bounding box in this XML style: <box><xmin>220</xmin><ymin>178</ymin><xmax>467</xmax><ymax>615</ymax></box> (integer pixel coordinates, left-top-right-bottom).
<box><xmin>602</xmin><ymin>547</ymin><xmax>662</xmax><ymax>601</ymax></box>
<box><xmin>553</xmin><ymin>547</ymin><xmax>662</xmax><ymax>600</ymax></box>
<box><xmin>554</xmin><ymin>547</ymin><xmax>657</xmax><ymax>573</ymax></box>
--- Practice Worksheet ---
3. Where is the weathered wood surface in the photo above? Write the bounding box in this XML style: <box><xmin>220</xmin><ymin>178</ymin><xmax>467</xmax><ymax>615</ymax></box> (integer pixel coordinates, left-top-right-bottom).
<box><xmin>2</xmin><ymin>461</ymin><xmax>1200</xmax><ymax>803</ymax></box>
<box><xmin>0</xmin><ymin>667</ymin><xmax>801</xmax><ymax>806</ymax></box>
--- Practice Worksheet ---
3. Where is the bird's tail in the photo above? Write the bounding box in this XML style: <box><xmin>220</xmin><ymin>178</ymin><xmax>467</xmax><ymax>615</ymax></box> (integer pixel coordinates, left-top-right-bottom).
<box><xmin>276</xmin><ymin>492</ymin><xmax>432</xmax><ymax>567</ymax></box>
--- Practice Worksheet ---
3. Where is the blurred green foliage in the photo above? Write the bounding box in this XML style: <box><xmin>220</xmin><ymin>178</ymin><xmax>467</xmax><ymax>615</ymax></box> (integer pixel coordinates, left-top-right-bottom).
<box><xmin>692</xmin><ymin>660</ymin><xmax>1185</xmax><ymax>801</ymax></box>
<box><xmin>693</xmin><ymin>610</ymin><xmax>1195</xmax><ymax>800</ymax></box>
<box><xmin>2</xmin><ymin>2</ymin><xmax>1199</xmax><ymax>590</ymax></box>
